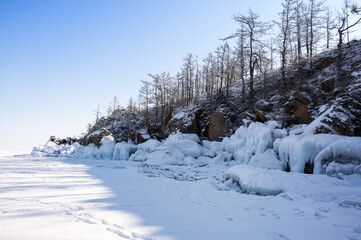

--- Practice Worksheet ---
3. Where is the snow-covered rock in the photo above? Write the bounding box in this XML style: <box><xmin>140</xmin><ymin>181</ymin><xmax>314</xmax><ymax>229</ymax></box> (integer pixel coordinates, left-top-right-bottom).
<box><xmin>314</xmin><ymin>137</ymin><xmax>361</xmax><ymax>174</ymax></box>
<box><xmin>99</xmin><ymin>136</ymin><xmax>116</xmax><ymax>159</ymax></box>
<box><xmin>244</xmin><ymin>122</ymin><xmax>273</xmax><ymax>163</ymax></box>
<box><xmin>248</xmin><ymin>150</ymin><xmax>284</xmax><ymax>170</ymax></box>
<box><xmin>113</xmin><ymin>142</ymin><xmax>137</xmax><ymax>160</ymax></box>
<box><xmin>137</xmin><ymin>139</ymin><xmax>161</xmax><ymax>152</ymax></box>
<box><xmin>224</xmin><ymin>164</ymin><xmax>361</xmax><ymax>201</ymax></box>
<box><xmin>279</xmin><ymin>134</ymin><xmax>343</xmax><ymax>172</ymax></box>
<box><xmin>145</xmin><ymin>145</ymin><xmax>185</xmax><ymax>165</ymax></box>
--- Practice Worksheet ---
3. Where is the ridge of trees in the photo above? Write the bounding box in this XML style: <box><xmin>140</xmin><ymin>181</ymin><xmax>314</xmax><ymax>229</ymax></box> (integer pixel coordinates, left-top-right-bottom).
<box><xmin>87</xmin><ymin>0</ymin><xmax>361</xmax><ymax>135</ymax></box>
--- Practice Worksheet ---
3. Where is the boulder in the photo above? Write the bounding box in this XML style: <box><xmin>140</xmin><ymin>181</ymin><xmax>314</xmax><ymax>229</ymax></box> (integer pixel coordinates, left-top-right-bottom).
<box><xmin>296</xmin><ymin>92</ymin><xmax>311</xmax><ymax>105</ymax></box>
<box><xmin>147</xmin><ymin>123</ymin><xmax>163</xmax><ymax>140</ymax></box>
<box><xmin>314</xmin><ymin>105</ymin><xmax>354</xmax><ymax>136</ymax></box>
<box><xmin>295</xmin><ymin>104</ymin><xmax>313</xmax><ymax>124</ymax></box>
<box><xmin>164</xmin><ymin>109</ymin><xmax>206</xmax><ymax>137</ymax></box>
<box><xmin>136</xmin><ymin>129</ymin><xmax>150</xmax><ymax>144</ymax></box>
<box><xmin>128</xmin><ymin>128</ymin><xmax>136</xmax><ymax>142</ymax></box>
<box><xmin>177</xmin><ymin>114</ymin><xmax>199</xmax><ymax>135</ymax></box>
<box><xmin>242</xmin><ymin>112</ymin><xmax>257</xmax><ymax>121</ymax></box>
<box><xmin>208</xmin><ymin>112</ymin><xmax>229</xmax><ymax>141</ymax></box>
<box><xmin>255</xmin><ymin>110</ymin><xmax>267</xmax><ymax>123</ymax></box>
<box><xmin>85</xmin><ymin>128</ymin><xmax>111</xmax><ymax>146</ymax></box>
<box><xmin>161</xmin><ymin>114</ymin><xmax>172</xmax><ymax>133</ymax></box>
<box><xmin>255</xmin><ymin>100</ymin><xmax>273</xmax><ymax>112</ymax></box>
<box><xmin>321</xmin><ymin>78</ymin><xmax>335</xmax><ymax>92</ymax></box>
<box><xmin>288</xmin><ymin>92</ymin><xmax>313</xmax><ymax>124</ymax></box>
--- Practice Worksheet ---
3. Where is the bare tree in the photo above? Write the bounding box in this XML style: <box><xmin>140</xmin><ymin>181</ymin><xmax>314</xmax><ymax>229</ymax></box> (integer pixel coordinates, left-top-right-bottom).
<box><xmin>294</xmin><ymin>0</ymin><xmax>304</xmax><ymax>61</ymax></box>
<box><xmin>93</xmin><ymin>104</ymin><xmax>101</xmax><ymax>125</ymax></box>
<box><xmin>337</xmin><ymin>3</ymin><xmax>361</xmax><ymax>80</ymax></box>
<box><xmin>139</xmin><ymin>80</ymin><xmax>152</xmax><ymax>123</ymax></box>
<box><xmin>325</xmin><ymin>8</ymin><xmax>336</xmax><ymax>49</ymax></box>
<box><xmin>308</xmin><ymin>0</ymin><xmax>325</xmax><ymax>59</ymax></box>
<box><xmin>227</xmin><ymin>9</ymin><xmax>271</xmax><ymax>101</ymax></box>
<box><xmin>276</xmin><ymin>0</ymin><xmax>293</xmax><ymax>85</ymax></box>
<box><xmin>235</xmin><ymin>29</ymin><xmax>247</xmax><ymax>102</ymax></box>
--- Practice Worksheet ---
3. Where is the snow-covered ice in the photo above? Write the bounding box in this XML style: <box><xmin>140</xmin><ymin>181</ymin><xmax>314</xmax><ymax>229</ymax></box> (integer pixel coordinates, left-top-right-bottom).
<box><xmin>1</xmin><ymin>152</ymin><xmax>361</xmax><ymax>240</ymax></box>
<box><xmin>15</xmin><ymin>122</ymin><xmax>361</xmax><ymax>239</ymax></box>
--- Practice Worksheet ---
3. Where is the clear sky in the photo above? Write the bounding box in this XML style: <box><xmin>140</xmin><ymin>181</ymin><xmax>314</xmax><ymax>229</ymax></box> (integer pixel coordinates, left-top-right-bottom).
<box><xmin>0</xmin><ymin>0</ymin><xmax>359</xmax><ymax>152</ymax></box>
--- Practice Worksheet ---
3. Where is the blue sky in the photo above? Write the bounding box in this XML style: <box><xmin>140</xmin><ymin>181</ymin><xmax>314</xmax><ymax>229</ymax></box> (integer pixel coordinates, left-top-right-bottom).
<box><xmin>0</xmin><ymin>0</ymin><xmax>357</xmax><ymax>151</ymax></box>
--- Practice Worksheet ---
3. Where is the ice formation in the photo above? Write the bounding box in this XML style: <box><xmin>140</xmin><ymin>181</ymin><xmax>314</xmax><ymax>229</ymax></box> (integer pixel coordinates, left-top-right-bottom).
<box><xmin>113</xmin><ymin>142</ymin><xmax>137</xmax><ymax>160</ymax></box>
<box><xmin>314</xmin><ymin>137</ymin><xmax>361</xmax><ymax>174</ymax></box>
<box><xmin>99</xmin><ymin>135</ymin><xmax>116</xmax><ymax>159</ymax></box>
<box><xmin>31</xmin><ymin>121</ymin><xmax>361</xmax><ymax>176</ymax></box>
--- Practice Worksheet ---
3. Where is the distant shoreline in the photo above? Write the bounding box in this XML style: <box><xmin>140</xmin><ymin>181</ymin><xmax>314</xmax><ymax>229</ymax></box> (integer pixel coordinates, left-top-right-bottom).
<box><xmin>0</xmin><ymin>151</ymin><xmax>30</xmax><ymax>157</ymax></box>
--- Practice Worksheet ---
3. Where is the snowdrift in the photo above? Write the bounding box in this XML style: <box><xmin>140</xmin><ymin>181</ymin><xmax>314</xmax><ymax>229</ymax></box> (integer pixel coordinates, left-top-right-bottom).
<box><xmin>224</xmin><ymin>165</ymin><xmax>361</xmax><ymax>201</ymax></box>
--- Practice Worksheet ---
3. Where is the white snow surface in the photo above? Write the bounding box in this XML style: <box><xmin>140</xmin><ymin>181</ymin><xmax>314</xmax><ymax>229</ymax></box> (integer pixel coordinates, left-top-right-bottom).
<box><xmin>1</xmin><ymin>153</ymin><xmax>361</xmax><ymax>240</ymax></box>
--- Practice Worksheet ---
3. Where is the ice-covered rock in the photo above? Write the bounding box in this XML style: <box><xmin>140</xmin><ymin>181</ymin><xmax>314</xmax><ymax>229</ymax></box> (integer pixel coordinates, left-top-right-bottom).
<box><xmin>137</xmin><ymin>139</ymin><xmax>161</xmax><ymax>152</ymax></box>
<box><xmin>222</xmin><ymin>135</ymin><xmax>245</xmax><ymax>155</ymax></box>
<box><xmin>129</xmin><ymin>149</ymin><xmax>148</xmax><ymax>162</ymax></box>
<box><xmin>163</xmin><ymin>133</ymin><xmax>203</xmax><ymax>158</ymax></box>
<box><xmin>145</xmin><ymin>145</ymin><xmax>185</xmax><ymax>165</ymax></box>
<box><xmin>314</xmin><ymin>137</ymin><xmax>361</xmax><ymax>174</ymax></box>
<box><xmin>279</xmin><ymin>134</ymin><xmax>343</xmax><ymax>173</ymax></box>
<box><xmin>31</xmin><ymin>139</ymin><xmax>81</xmax><ymax>157</ymax></box>
<box><xmin>113</xmin><ymin>142</ymin><xmax>137</xmax><ymax>160</ymax></box>
<box><xmin>224</xmin><ymin>165</ymin><xmax>357</xmax><ymax>199</ymax></box>
<box><xmin>244</xmin><ymin>122</ymin><xmax>273</xmax><ymax>163</ymax></box>
<box><xmin>83</xmin><ymin>144</ymin><xmax>98</xmax><ymax>159</ymax></box>
<box><xmin>166</xmin><ymin>132</ymin><xmax>200</xmax><ymax>143</ymax></box>
<box><xmin>324</xmin><ymin>162</ymin><xmax>361</xmax><ymax>176</ymax></box>
<box><xmin>248</xmin><ymin>150</ymin><xmax>284</xmax><ymax>170</ymax></box>
<box><xmin>99</xmin><ymin>136</ymin><xmax>116</xmax><ymax>159</ymax></box>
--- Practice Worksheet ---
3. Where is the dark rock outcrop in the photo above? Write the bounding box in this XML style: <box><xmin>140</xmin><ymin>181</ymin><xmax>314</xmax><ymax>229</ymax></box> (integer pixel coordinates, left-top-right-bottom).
<box><xmin>286</xmin><ymin>92</ymin><xmax>313</xmax><ymax>124</ymax></box>
<box><xmin>314</xmin><ymin>105</ymin><xmax>354</xmax><ymax>136</ymax></box>
<box><xmin>321</xmin><ymin>78</ymin><xmax>335</xmax><ymax>92</ymax></box>
<box><xmin>85</xmin><ymin>128</ymin><xmax>111</xmax><ymax>146</ymax></box>
<box><xmin>255</xmin><ymin>110</ymin><xmax>268</xmax><ymax>123</ymax></box>
<box><xmin>161</xmin><ymin>114</ymin><xmax>172</xmax><ymax>133</ymax></box>
<box><xmin>208</xmin><ymin>112</ymin><xmax>229</xmax><ymax>141</ymax></box>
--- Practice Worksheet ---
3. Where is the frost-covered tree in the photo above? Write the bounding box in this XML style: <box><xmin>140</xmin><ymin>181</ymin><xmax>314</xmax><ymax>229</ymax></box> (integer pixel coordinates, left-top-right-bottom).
<box><xmin>276</xmin><ymin>0</ymin><xmax>293</xmax><ymax>85</ymax></box>
<box><xmin>336</xmin><ymin>3</ymin><xmax>361</xmax><ymax>80</ymax></box>
<box><xmin>227</xmin><ymin>9</ymin><xmax>271</xmax><ymax>101</ymax></box>
<box><xmin>139</xmin><ymin>80</ymin><xmax>152</xmax><ymax>123</ymax></box>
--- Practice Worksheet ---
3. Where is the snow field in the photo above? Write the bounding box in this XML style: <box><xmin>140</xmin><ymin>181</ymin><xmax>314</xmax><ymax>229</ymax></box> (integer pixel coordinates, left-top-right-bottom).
<box><xmin>2</xmin><ymin>153</ymin><xmax>361</xmax><ymax>239</ymax></box>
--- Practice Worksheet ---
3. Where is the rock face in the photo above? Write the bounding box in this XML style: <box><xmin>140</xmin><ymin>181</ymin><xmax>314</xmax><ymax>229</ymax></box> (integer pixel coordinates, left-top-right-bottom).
<box><xmin>208</xmin><ymin>112</ymin><xmax>229</xmax><ymax>141</ymax></box>
<box><xmin>178</xmin><ymin>114</ymin><xmax>199</xmax><ymax>135</ymax></box>
<box><xmin>314</xmin><ymin>105</ymin><xmax>354</xmax><ymax>136</ymax></box>
<box><xmin>163</xmin><ymin>109</ymin><xmax>207</xmax><ymax>137</ymax></box>
<box><xmin>85</xmin><ymin>128</ymin><xmax>111</xmax><ymax>146</ymax></box>
<box><xmin>128</xmin><ymin>128</ymin><xmax>136</xmax><ymax>142</ymax></box>
<box><xmin>290</xmin><ymin>92</ymin><xmax>313</xmax><ymax>124</ymax></box>
<box><xmin>295</xmin><ymin>104</ymin><xmax>312</xmax><ymax>124</ymax></box>
<box><xmin>255</xmin><ymin>100</ymin><xmax>273</xmax><ymax>112</ymax></box>
<box><xmin>147</xmin><ymin>123</ymin><xmax>162</xmax><ymax>140</ymax></box>
<box><xmin>321</xmin><ymin>78</ymin><xmax>335</xmax><ymax>92</ymax></box>
<box><xmin>255</xmin><ymin>110</ymin><xmax>267</xmax><ymax>123</ymax></box>
<box><xmin>161</xmin><ymin>114</ymin><xmax>172</xmax><ymax>133</ymax></box>
<box><xmin>136</xmin><ymin>129</ymin><xmax>150</xmax><ymax>144</ymax></box>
